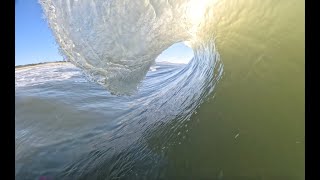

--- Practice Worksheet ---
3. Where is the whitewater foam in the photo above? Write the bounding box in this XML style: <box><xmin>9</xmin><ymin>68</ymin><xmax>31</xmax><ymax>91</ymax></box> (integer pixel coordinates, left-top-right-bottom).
<box><xmin>15</xmin><ymin>62</ymin><xmax>83</xmax><ymax>87</ymax></box>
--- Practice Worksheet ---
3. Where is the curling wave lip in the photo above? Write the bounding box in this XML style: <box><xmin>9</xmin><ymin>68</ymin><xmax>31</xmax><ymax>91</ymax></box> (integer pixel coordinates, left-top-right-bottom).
<box><xmin>40</xmin><ymin>0</ymin><xmax>219</xmax><ymax>95</ymax></box>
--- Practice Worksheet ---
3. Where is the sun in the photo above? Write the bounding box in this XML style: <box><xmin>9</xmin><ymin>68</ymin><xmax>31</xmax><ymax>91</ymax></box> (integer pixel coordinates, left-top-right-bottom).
<box><xmin>187</xmin><ymin>0</ymin><xmax>218</xmax><ymax>25</ymax></box>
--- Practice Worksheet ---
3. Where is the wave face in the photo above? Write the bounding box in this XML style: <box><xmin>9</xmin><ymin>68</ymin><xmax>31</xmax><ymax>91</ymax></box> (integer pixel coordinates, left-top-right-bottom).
<box><xmin>40</xmin><ymin>0</ymin><xmax>219</xmax><ymax>95</ymax></box>
<box><xmin>15</xmin><ymin>58</ymin><xmax>222</xmax><ymax>179</ymax></box>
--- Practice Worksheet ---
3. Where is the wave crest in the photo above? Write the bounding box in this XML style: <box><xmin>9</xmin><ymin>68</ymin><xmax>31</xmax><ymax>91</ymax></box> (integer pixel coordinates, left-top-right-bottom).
<box><xmin>40</xmin><ymin>0</ymin><xmax>219</xmax><ymax>95</ymax></box>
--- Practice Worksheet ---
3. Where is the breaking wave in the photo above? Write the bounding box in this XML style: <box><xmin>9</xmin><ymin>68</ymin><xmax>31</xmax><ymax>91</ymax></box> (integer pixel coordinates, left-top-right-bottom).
<box><xmin>15</xmin><ymin>0</ymin><xmax>225</xmax><ymax>179</ymax></box>
<box><xmin>40</xmin><ymin>0</ymin><xmax>222</xmax><ymax>95</ymax></box>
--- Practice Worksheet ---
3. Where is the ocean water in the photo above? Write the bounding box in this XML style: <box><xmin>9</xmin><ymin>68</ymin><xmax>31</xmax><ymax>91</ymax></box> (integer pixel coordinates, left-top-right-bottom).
<box><xmin>16</xmin><ymin>0</ymin><xmax>304</xmax><ymax>179</ymax></box>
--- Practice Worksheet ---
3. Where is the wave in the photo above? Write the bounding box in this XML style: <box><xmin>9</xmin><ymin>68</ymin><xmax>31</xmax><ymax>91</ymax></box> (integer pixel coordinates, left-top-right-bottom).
<box><xmin>16</xmin><ymin>0</ymin><xmax>223</xmax><ymax>178</ymax></box>
<box><xmin>15</xmin><ymin>54</ymin><xmax>223</xmax><ymax>179</ymax></box>
<box><xmin>38</xmin><ymin>0</ymin><xmax>224</xmax><ymax>155</ymax></box>
<box><xmin>39</xmin><ymin>0</ymin><xmax>221</xmax><ymax>95</ymax></box>
<box><xmin>15</xmin><ymin>0</ymin><xmax>305</xmax><ymax>178</ymax></box>
<box><xmin>63</xmin><ymin>43</ymin><xmax>222</xmax><ymax>179</ymax></box>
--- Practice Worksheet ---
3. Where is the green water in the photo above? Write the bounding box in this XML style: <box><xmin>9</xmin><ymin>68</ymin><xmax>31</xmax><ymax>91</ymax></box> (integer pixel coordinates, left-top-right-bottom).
<box><xmin>162</xmin><ymin>0</ymin><xmax>305</xmax><ymax>179</ymax></box>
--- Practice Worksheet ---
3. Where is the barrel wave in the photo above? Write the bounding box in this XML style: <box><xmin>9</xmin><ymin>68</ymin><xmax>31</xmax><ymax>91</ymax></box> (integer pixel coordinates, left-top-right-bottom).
<box><xmin>16</xmin><ymin>0</ymin><xmax>305</xmax><ymax>179</ymax></box>
<box><xmin>39</xmin><ymin>0</ymin><xmax>221</xmax><ymax>95</ymax></box>
<box><xmin>15</xmin><ymin>0</ymin><xmax>224</xmax><ymax>179</ymax></box>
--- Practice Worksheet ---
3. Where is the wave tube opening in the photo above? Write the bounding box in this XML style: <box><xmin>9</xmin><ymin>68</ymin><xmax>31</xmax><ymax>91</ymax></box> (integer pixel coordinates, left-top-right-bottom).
<box><xmin>155</xmin><ymin>42</ymin><xmax>194</xmax><ymax>65</ymax></box>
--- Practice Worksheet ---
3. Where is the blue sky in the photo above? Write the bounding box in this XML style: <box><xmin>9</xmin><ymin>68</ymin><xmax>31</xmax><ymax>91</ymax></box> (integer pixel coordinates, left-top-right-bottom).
<box><xmin>15</xmin><ymin>0</ymin><xmax>193</xmax><ymax>66</ymax></box>
<box><xmin>15</xmin><ymin>0</ymin><xmax>63</xmax><ymax>65</ymax></box>
<box><xmin>156</xmin><ymin>43</ymin><xmax>193</xmax><ymax>64</ymax></box>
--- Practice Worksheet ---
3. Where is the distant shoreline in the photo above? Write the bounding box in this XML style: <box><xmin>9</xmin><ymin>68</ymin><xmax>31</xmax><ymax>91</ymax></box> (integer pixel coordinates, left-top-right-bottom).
<box><xmin>15</xmin><ymin>61</ymin><xmax>68</xmax><ymax>69</ymax></box>
<box><xmin>15</xmin><ymin>60</ymin><xmax>186</xmax><ymax>69</ymax></box>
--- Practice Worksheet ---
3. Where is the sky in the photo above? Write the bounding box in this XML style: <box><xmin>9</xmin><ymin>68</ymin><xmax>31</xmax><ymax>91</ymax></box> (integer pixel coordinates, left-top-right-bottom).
<box><xmin>155</xmin><ymin>42</ymin><xmax>193</xmax><ymax>64</ymax></box>
<box><xmin>15</xmin><ymin>0</ymin><xmax>63</xmax><ymax>65</ymax></box>
<box><xmin>15</xmin><ymin>0</ymin><xmax>193</xmax><ymax>66</ymax></box>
